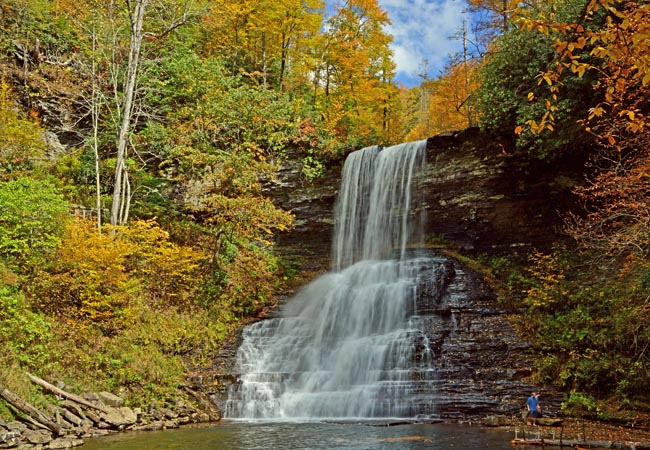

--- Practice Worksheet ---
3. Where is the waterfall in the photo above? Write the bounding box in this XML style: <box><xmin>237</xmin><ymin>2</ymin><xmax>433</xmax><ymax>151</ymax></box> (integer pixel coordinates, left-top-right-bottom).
<box><xmin>225</xmin><ymin>139</ymin><xmax>449</xmax><ymax>421</ymax></box>
<box><xmin>331</xmin><ymin>142</ymin><xmax>426</xmax><ymax>270</ymax></box>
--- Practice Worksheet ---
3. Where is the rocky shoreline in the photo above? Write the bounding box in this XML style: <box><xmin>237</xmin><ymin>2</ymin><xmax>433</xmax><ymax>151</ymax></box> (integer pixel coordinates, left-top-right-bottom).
<box><xmin>488</xmin><ymin>415</ymin><xmax>650</xmax><ymax>450</ymax></box>
<box><xmin>0</xmin><ymin>375</ymin><xmax>220</xmax><ymax>449</ymax></box>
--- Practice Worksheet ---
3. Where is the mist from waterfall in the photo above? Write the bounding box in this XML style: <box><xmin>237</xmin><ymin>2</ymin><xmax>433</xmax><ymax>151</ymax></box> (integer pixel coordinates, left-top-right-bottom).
<box><xmin>225</xmin><ymin>140</ymin><xmax>448</xmax><ymax>421</ymax></box>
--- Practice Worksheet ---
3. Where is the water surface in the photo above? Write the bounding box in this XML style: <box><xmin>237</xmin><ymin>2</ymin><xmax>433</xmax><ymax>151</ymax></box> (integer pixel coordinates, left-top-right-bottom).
<box><xmin>78</xmin><ymin>422</ymin><xmax>532</xmax><ymax>450</ymax></box>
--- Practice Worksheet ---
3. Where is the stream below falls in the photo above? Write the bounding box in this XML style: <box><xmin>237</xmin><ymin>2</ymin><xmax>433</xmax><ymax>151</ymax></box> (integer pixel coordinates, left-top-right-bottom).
<box><xmin>78</xmin><ymin>421</ymin><xmax>532</xmax><ymax>450</ymax></box>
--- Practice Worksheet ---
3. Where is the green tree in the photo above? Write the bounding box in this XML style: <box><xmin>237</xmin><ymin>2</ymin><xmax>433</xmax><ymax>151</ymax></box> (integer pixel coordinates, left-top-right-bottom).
<box><xmin>0</xmin><ymin>80</ymin><xmax>46</xmax><ymax>177</ymax></box>
<box><xmin>475</xmin><ymin>0</ymin><xmax>598</xmax><ymax>157</ymax></box>
<box><xmin>0</xmin><ymin>177</ymin><xmax>69</xmax><ymax>270</ymax></box>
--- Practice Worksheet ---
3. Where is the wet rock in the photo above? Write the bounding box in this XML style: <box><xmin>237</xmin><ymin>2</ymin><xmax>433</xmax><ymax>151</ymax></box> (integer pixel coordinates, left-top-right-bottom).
<box><xmin>483</xmin><ymin>414</ymin><xmax>508</xmax><ymax>426</ymax></box>
<box><xmin>163</xmin><ymin>420</ymin><xmax>179</xmax><ymax>429</ymax></box>
<box><xmin>419</xmin><ymin>128</ymin><xmax>583</xmax><ymax>254</ymax></box>
<box><xmin>131</xmin><ymin>421</ymin><xmax>164</xmax><ymax>431</ymax></box>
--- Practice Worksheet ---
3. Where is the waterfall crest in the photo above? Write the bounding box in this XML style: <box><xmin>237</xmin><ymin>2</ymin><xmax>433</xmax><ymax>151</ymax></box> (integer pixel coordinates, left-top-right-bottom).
<box><xmin>331</xmin><ymin>141</ymin><xmax>426</xmax><ymax>271</ymax></box>
<box><xmin>225</xmin><ymin>140</ymin><xmax>448</xmax><ymax>421</ymax></box>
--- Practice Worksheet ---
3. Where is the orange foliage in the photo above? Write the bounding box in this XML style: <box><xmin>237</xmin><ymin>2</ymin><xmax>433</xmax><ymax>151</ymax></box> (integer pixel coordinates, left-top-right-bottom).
<box><xmin>517</xmin><ymin>1</ymin><xmax>650</xmax><ymax>138</ymax></box>
<box><xmin>405</xmin><ymin>60</ymin><xmax>479</xmax><ymax>140</ymax></box>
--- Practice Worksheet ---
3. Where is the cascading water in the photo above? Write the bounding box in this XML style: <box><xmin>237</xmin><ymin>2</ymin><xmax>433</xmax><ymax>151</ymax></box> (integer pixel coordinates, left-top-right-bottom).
<box><xmin>225</xmin><ymin>140</ymin><xmax>453</xmax><ymax>421</ymax></box>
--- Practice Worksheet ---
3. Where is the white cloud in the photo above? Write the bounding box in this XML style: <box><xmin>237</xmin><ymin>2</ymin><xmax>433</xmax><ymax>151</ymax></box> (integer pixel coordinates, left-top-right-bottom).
<box><xmin>378</xmin><ymin>0</ymin><xmax>469</xmax><ymax>86</ymax></box>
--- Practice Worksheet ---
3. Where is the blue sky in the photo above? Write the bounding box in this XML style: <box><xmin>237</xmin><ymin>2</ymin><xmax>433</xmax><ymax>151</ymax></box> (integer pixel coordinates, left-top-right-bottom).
<box><xmin>378</xmin><ymin>0</ymin><xmax>470</xmax><ymax>87</ymax></box>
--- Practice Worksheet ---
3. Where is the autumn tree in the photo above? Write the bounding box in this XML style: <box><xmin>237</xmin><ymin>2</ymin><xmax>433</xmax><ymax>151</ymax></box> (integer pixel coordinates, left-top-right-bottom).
<box><xmin>201</xmin><ymin>0</ymin><xmax>324</xmax><ymax>90</ymax></box>
<box><xmin>310</xmin><ymin>0</ymin><xmax>397</xmax><ymax>145</ymax></box>
<box><xmin>514</xmin><ymin>1</ymin><xmax>650</xmax><ymax>256</ymax></box>
<box><xmin>405</xmin><ymin>59</ymin><xmax>480</xmax><ymax>140</ymax></box>
<box><xmin>475</xmin><ymin>0</ymin><xmax>599</xmax><ymax>156</ymax></box>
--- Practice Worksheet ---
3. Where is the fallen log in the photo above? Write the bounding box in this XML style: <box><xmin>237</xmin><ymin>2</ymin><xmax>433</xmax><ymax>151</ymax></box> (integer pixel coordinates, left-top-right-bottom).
<box><xmin>0</xmin><ymin>384</ymin><xmax>62</xmax><ymax>435</ymax></box>
<box><xmin>26</xmin><ymin>372</ymin><xmax>107</xmax><ymax>413</ymax></box>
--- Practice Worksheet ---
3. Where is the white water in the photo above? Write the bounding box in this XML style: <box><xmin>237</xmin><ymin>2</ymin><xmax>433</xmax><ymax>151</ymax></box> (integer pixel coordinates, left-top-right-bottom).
<box><xmin>225</xmin><ymin>140</ymin><xmax>446</xmax><ymax>420</ymax></box>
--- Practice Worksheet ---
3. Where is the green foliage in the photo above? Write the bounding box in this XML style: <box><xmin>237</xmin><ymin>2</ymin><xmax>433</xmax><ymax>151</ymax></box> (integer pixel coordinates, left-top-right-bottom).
<box><xmin>0</xmin><ymin>177</ymin><xmax>69</xmax><ymax>270</ymax></box>
<box><xmin>0</xmin><ymin>284</ymin><xmax>52</xmax><ymax>369</ymax></box>
<box><xmin>521</xmin><ymin>247</ymin><xmax>650</xmax><ymax>404</ymax></box>
<box><xmin>0</xmin><ymin>0</ymin><xmax>80</xmax><ymax>56</ymax></box>
<box><xmin>475</xmin><ymin>0</ymin><xmax>598</xmax><ymax>157</ymax></box>
<box><xmin>0</xmin><ymin>80</ymin><xmax>46</xmax><ymax>177</ymax></box>
<box><xmin>562</xmin><ymin>390</ymin><xmax>600</xmax><ymax>419</ymax></box>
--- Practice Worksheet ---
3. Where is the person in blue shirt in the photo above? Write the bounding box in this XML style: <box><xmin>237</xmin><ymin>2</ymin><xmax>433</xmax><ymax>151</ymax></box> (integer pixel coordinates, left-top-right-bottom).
<box><xmin>526</xmin><ymin>392</ymin><xmax>540</xmax><ymax>426</ymax></box>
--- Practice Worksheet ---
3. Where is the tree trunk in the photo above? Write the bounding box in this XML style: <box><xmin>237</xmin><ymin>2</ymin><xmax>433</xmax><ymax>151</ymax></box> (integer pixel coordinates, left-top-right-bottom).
<box><xmin>0</xmin><ymin>385</ymin><xmax>62</xmax><ymax>435</ymax></box>
<box><xmin>111</xmin><ymin>0</ymin><xmax>148</xmax><ymax>226</ymax></box>
<box><xmin>91</xmin><ymin>27</ymin><xmax>103</xmax><ymax>232</ymax></box>
<box><xmin>26</xmin><ymin>373</ymin><xmax>108</xmax><ymax>413</ymax></box>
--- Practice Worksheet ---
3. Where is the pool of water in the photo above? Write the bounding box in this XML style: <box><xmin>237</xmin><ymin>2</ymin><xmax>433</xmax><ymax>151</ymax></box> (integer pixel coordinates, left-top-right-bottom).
<box><xmin>78</xmin><ymin>421</ymin><xmax>537</xmax><ymax>450</ymax></box>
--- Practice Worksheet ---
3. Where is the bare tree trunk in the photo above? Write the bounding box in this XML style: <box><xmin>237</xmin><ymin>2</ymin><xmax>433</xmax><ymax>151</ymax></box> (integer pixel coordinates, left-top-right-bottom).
<box><xmin>0</xmin><ymin>385</ymin><xmax>62</xmax><ymax>435</ymax></box>
<box><xmin>111</xmin><ymin>0</ymin><xmax>148</xmax><ymax>226</ymax></box>
<box><xmin>91</xmin><ymin>28</ymin><xmax>103</xmax><ymax>232</ymax></box>
<box><xmin>26</xmin><ymin>373</ymin><xmax>108</xmax><ymax>413</ymax></box>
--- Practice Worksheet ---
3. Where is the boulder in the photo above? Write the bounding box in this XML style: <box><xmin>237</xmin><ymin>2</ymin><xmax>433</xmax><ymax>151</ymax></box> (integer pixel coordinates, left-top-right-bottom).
<box><xmin>537</xmin><ymin>417</ymin><xmax>563</xmax><ymax>427</ymax></box>
<box><xmin>97</xmin><ymin>392</ymin><xmax>124</xmax><ymax>408</ymax></box>
<box><xmin>0</xmin><ymin>430</ymin><xmax>21</xmax><ymax>447</ymax></box>
<box><xmin>163</xmin><ymin>420</ymin><xmax>179</xmax><ymax>429</ymax></box>
<box><xmin>483</xmin><ymin>414</ymin><xmax>508</xmax><ymax>427</ymax></box>
<box><xmin>23</xmin><ymin>429</ymin><xmax>52</xmax><ymax>444</ymax></box>
<box><xmin>48</xmin><ymin>437</ymin><xmax>84</xmax><ymax>449</ymax></box>
<box><xmin>99</xmin><ymin>406</ymin><xmax>137</xmax><ymax>428</ymax></box>
<box><xmin>6</xmin><ymin>421</ymin><xmax>27</xmax><ymax>433</ymax></box>
<box><xmin>62</xmin><ymin>410</ymin><xmax>84</xmax><ymax>427</ymax></box>
<box><xmin>132</xmin><ymin>421</ymin><xmax>164</xmax><ymax>432</ymax></box>
<box><xmin>84</xmin><ymin>410</ymin><xmax>101</xmax><ymax>425</ymax></box>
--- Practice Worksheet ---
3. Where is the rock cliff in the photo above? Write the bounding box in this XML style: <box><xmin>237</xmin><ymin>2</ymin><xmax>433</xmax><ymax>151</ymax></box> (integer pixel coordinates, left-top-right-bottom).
<box><xmin>264</xmin><ymin>128</ymin><xmax>582</xmax><ymax>269</ymax></box>
<box><xmin>207</xmin><ymin>129</ymin><xmax>580</xmax><ymax>420</ymax></box>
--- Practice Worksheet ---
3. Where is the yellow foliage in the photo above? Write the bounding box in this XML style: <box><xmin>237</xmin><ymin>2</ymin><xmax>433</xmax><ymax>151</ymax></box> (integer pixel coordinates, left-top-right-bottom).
<box><xmin>35</xmin><ymin>219</ymin><xmax>139</xmax><ymax>330</ymax></box>
<box><xmin>114</xmin><ymin>219</ymin><xmax>204</xmax><ymax>307</ymax></box>
<box><xmin>34</xmin><ymin>218</ymin><xmax>205</xmax><ymax>333</ymax></box>
<box><xmin>524</xmin><ymin>249</ymin><xmax>567</xmax><ymax>309</ymax></box>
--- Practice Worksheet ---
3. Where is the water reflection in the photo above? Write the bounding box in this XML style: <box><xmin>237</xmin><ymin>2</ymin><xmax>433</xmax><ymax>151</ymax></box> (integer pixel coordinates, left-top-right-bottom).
<box><xmin>78</xmin><ymin>422</ymin><xmax>529</xmax><ymax>450</ymax></box>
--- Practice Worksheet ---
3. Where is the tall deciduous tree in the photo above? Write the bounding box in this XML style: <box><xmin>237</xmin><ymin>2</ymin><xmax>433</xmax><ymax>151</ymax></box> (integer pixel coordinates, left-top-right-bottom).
<box><xmin>110</xmin><ymin>0</ymin><xmax>148</xmax><ymax>226</ymax></box>
<box><xmin>201</xmin><ymin>0</ymin><xmax>324</xmax><ymax>89</ymax></box>
<box><xmin>316</xmin><ymin>0</ymin><xmax>396</xmax><ymax>145</ymax></box>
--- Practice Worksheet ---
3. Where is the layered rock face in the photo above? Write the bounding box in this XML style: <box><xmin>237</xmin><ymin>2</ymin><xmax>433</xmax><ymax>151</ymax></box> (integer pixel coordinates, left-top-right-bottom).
<box><xmin>419</xmin><ymin>129</ymin><xmax>582</xmax><ymax>254</ymax></box>
<box><xmin>264</xmin><ymin>128</ymin><xmax>582</xmax><ymax>267</ymax></box>
<box><xmin>211</xmin><ymin>131</ymin><xmax>576</xmax><ymax>420</ymax></box>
